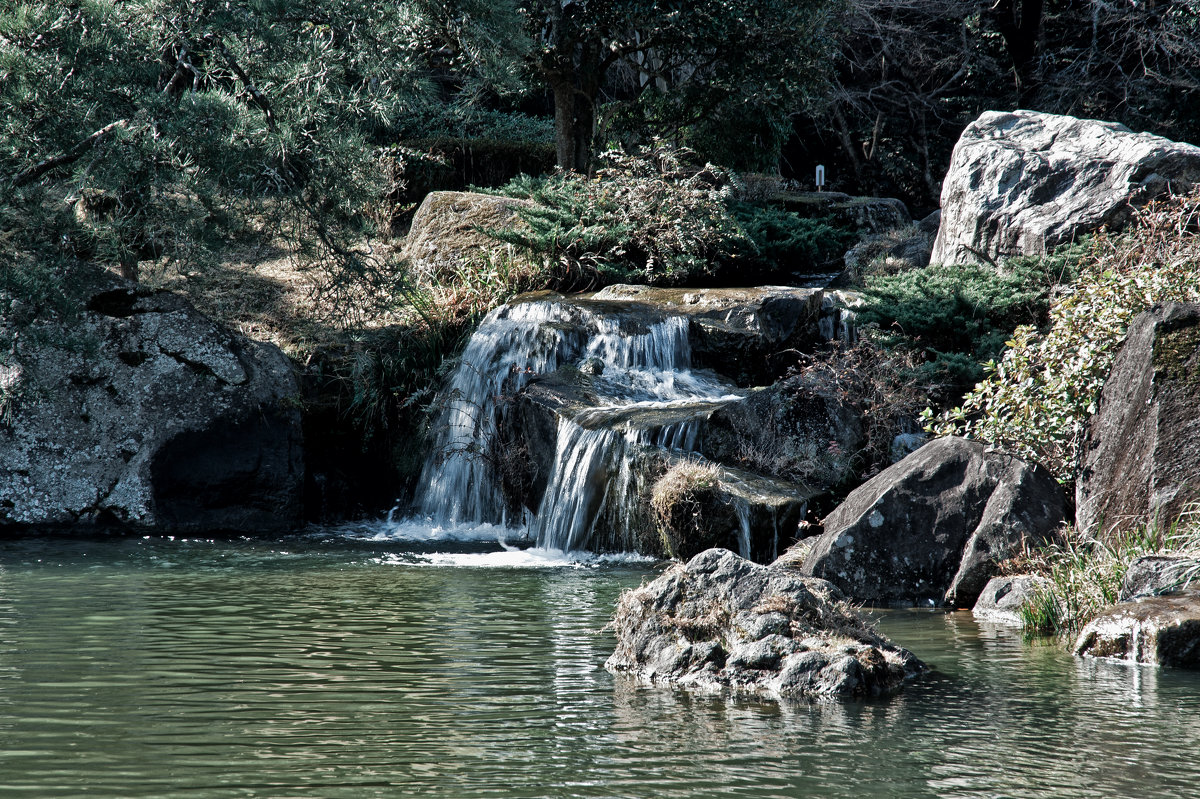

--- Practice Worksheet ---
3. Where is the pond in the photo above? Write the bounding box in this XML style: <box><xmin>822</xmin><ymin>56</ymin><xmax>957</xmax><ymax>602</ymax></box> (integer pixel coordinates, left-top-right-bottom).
<box><xmin>2</xmin><ymin>528</ymin><xmax>1199</xmax><ymax>798</ymax></box>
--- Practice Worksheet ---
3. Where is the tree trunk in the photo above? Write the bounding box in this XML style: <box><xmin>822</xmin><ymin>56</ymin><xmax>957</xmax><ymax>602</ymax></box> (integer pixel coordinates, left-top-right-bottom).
<box><xmin>552</xmin><ymin>80</ymin><xmax>595</xmax><ymax>173</ymax></box>
<box><xmin>991</xmin><ymin>0</ymin><xmax>1045</xmax><ymax>106</ymax></box>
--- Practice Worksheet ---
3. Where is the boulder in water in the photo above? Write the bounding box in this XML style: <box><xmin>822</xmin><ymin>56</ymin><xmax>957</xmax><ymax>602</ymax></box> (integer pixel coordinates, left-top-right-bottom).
<box><xmin>0</xmin><ymin>265</ymin><xmax>303</xmax><ymax>533</ymax></box>
<box><xmin>931</xmin><ymin>110</ymin><xmax>1200</xmax><ymax>266</ymax></box>
<box><xmin>1076</xmin><ymin>303</ymin><xmax>1200</xmax><ymax>542</ymax></box>
<box><xmin>791</xmin><ymin>437</ymin><xmax>1068</xmax><ymax>607</ymax></box>
<box><xmin>972</xmin><ymin>575</ymin><xmax>1052</xmax><ymax>626</ymax></box>
<box><xmin>606</xmin><ymin>548</ymin><xmax>925</xmax><ymax>699</ymax></box>
<box><xmin>1074</xmin><ymin>593</ymin><xmax>1200</xmax><ymax>667</ymax></box>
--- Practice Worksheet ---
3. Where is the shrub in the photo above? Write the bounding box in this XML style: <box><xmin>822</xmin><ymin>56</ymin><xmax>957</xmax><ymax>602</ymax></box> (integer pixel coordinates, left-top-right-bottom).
<box><xmin>929</xmin><ymin>194</ymin><xmax>1200</xmax><ymax>483</ymax></box>
<box><xmin>485</xmin><ymin>147</ymin><xmax>751</xmax><ymax>288</ymax></box>
<box><xmin>856</xmin><ymin>247</ymin><xmax>1082</xmax><ymax>392</ymax></box>
<box><xmin>1015</xmin><ymin>509</ymin><xmax>1200</xmax><ymax>637</ymax></box>
<box><xmin>729</xmin><ymin>202</ymin><xmax>855</xmax><ymax>273</ymax></box>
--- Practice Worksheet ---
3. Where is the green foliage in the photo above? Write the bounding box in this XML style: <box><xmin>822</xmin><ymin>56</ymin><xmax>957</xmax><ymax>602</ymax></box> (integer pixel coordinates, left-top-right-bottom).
<box><xmin>0</xmin><ymin>1</ymin><xmax>529</xmax><ymax>300</ymax></box>
<box><xmin>415</xmin><ymin>0</ymin><xmax>836</xmax><ymax>171</ymax></box>
<box><xmin>486</xmin><ymin>148</ymin><xmax>750</xmax><ymax>287</ymax></box>
<box><xmin>1016</xmin><ymin>510</ymin><xmax>1200</xmax><ymax>637</ymax></box>
<box><xmin>730</xmin><ymin>203</ymin><xmax>855</xmax><ymax>273</ymax></box>
<box><xmin>931</xmin><ymin>195</ymin><xmax>1200</xmax><ymax>483</ymax></box>
<box><xmin>857</xmin><ymin>246</ymin><xmax>1083</xmax><ymax>392</ymax></box>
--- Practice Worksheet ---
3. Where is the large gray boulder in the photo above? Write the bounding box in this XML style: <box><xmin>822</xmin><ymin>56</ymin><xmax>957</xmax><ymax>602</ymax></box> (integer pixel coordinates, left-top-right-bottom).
<box><xmin>931</xmin><ymin>110</ymin><xmax>1200</xmax><ymax>266</ymax></box>
<box><xmin>606</xmin><ymin>548</ymin><xmax>925</xmax><ymax>699</ymax></box>
<box><xmin>1074</xmin><ymin>593</ymin><xmax>1200</xmax><ymax>667</ymax></box>
<box><xmin>401</xmin><ymin>190</ymin><xmax>535</xmax><ymax>284</ymax></box>
<box><xmin>793</xmin><ymin>436</ymin><xmax>1069</xmax><ymax>607</ymax></box>
<box><xmin>0</xmin><ymin>266</ymin><xmax>303</xmax><ymax>533</ymax></box>
<box><xmin>1077</xmin><ymin>303</ymin><xmax>1200</xmax><ymax>542</ymax></box>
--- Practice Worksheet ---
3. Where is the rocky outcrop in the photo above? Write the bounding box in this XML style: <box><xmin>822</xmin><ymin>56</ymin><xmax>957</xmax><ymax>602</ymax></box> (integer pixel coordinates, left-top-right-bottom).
<box><xmin>792</xmin><ymin>437</ymin><xmax>1069</xmax><ymax>607</ymax></box>
<box><xmin>842</xmin><ymin>210</ymin><xmax>940</xmax><ymax>279</ymax></box>
<box><xmin>1076</xmin><ymin>303</ymin><xmax>1200</xmax><ymax>542</ymax></box>
<box><xmin>1074</xmin><ymin>593</ymin><xmax>1200</xmax><ymax>667</ymax></box>
<box><xmin>0</xmin><ymin>266</ymin><xmax>303</xmax><ymax>533</ymax></box>
<box><xmin>972</xmin><ymin>575</ymin><xmax>1052</xmax><ymax>626</ymax></box>
<box><xmin>931</xmin><ymin>110</ymin><xmax>1200</xmax><ymax>266</ymax></box>
<box><xmin>774</xmin><ymin>191</ymin><xmax>912</xmax><ymax>234</ymax></box>
<box><xmin>587</xmin><ymin>284</ymin><xmax>827</xmax><ymax>387</ymax></box>
<box><xmin>1120</xmin><ymin>555</ymin><xmax>1200</xmax><ymax>602</ymax></box>
<box><xmin>701</xmin><ymin>376</ymin><xmax>864</xmax><ymax>489</ymax></box>
<box><xmin>606</xmin><ymin>548</ymin><xmax>925</xmax><ymax>699</ymax></box>
<box><xmin>400</xmin><ymin>191</ymin><xmax>535</xmax><ymax>283</ymax></box>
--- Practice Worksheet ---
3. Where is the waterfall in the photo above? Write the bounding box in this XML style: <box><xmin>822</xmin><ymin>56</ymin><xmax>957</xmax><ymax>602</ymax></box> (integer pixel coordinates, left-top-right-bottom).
<box><xmin>416</xmin><ymin>298</ymin><xmax>735</xmax><ymax>530</ymax></box>
<box><xmin>415</xmin><ymin>300</ymin><xmax>580</xmax><ymax>524</ymax></box>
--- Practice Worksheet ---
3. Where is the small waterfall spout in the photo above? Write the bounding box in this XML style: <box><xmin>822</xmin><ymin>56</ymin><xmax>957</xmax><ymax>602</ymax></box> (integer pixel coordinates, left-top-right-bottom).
<box><xmin>415</xmin><ymin>301</ymin><xmax>579</xmax><ymax>524</ymax></box>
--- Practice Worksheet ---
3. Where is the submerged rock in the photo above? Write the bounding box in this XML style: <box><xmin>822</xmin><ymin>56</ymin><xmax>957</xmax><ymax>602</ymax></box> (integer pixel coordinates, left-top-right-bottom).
<box><xmin>791</xmin><ymin>437</ymin><xmax>1068</xmax><ymax>608</ymax></box>
<box><xmin>1076</xmin><ymin>303</ymin><xmax>1200</xmax><ymax>542</ymax></box>
<box><xmin>0</xmin><ymin>265</ymin><xmax>303</xmax><ymax>533</ymax></box>
<box><xmin>931</xmin><ymin>110</ymin><xmax>1200</xmax><ymax>266</ymax></box>
<box><xmin>606</xmin><ymin>549</ymin><xmax>925</xmax><ymax>699</ymax></box>
<box><xmin>1074</xmin><ymin>593</ymin><xmax>1200</xmax><ymax>667</ymax></box>
<box><xmin>972</xmin><ymin>575</ymin><xmax>1052</xmax><ymax>626</ymax></box>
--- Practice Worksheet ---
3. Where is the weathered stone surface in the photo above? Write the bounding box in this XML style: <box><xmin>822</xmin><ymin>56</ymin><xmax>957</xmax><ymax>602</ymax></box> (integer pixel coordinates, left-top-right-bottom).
<box><xmin>1074</xmin><ymin>592</ymin><xmax>1200</xmax><ymax>667</ymax></box>
<box><xmin>774</xmin><ymin>191</ymin><xmax>912</xmax><ymax>234</ymax></box>
<box><xmin>842</xmin><ymin>210</ymin><xmax>940</xmax><ymax>279</ymax></box>
<box><xmin>1077</xmin><ymin>303</ymin><xmax>1200</xmax><ymax>542</ymax></box>
<box><xmin>606</xmin><ymin>548</ymin><xmax>925</xmax><ymax>699</ymax></box>
<box><xmin>792</xmin><ymin>436</ymin><xmax>1068</xmax><ymax>607</ymax></box>
<box><xmin>0</xmin><ymin>265</ymin><xmax>303</xmax><ymax>533</ymax></box>
<box><xmin>401</xmin><ymin>190</ymin><xmax>535</xmax><ymax>283</ymax></box>
<box><xmin>972</xmin><ymin>575</ymin><xmax>1052</xmax><ymax>626</ymax></box>
<box><xmin>1120</xmin><ymin>555</ymin><xmax>1200</xmax><ymax>602</ymax></box>
<box><xmin>931</xmin><ymin>110</ymin><xmax>1200</xmax><ymax>266</ymax></box>
<box><xmin>702</xmin><ymin>378</ymin><xmax>863</xmax><ymax>490</ymax></box>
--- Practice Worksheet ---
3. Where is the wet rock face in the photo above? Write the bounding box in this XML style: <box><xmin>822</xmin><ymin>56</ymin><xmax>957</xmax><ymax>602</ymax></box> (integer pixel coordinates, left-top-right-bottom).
<box><xmin>0</xmin><ymin>266</ymin><xmax>303</xmax><ymax>533</ymax></box>
<box><xmin>972</xmin><ymin>575</ymin><xmax>1052</xmax><ymax>626</ymax></box>
<box><xmin>1077</xmin><ymin>303</ymin><xmax>1200</xmax><ymax>542</ymax></box>
<box><xmin>792</xmin><ymin>437</ymin><xmax>1068</xmax><ymax>608</ymax></box>
<box><xmin>606</xmin><ymin>549</ymin><xmax>925</xmax><ymax>699</ymax></box>
<box><xmin>1074</xmin><ymin>593</ymin><xmax>1200</xmax><ymax>667</ymax></box>
<box><xmin>931</xmin><ymin>110</ymin><xmax>1200</xmax><ymax>266</ymax></box>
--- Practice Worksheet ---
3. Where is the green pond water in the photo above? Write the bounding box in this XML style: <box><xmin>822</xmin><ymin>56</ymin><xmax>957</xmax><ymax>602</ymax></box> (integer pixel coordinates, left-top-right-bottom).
<box><xmin>2</xmin><ymin>530</ymin><xmax>1200</xmax><ymax>798</ymax></box>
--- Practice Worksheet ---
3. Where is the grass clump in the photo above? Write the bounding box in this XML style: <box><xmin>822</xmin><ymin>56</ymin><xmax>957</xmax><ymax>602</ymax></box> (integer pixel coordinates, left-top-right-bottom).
<box><xmin>1015</xmin><ymin>508</ymin><xmax>1200</xmax><ymax>637</ymax></box>
<box><xmin>651</xmin><ymin>460</ymin><xmax>727</xmax><ymax>560</ymax></box>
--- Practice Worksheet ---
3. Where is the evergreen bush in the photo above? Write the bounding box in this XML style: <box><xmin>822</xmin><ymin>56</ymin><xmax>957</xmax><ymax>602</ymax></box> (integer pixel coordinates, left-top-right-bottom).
<box><xmin>929</xmin><ymin>194</ymin><xmax>1200</xmax><ymax>483</ymax></box>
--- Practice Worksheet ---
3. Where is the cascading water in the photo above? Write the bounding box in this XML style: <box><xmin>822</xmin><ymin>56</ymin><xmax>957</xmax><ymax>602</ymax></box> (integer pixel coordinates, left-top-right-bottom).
<box><xmin>415</xmin><ymin>295</ymin><xmax>744</xmax><ymax>550</ymax></box>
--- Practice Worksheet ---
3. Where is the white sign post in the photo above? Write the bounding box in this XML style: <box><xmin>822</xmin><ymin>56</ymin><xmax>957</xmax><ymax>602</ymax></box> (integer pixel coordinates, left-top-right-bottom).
<box><xmin>815</xmin><ymin>164</ymin><xmax>826</xmax><ymax>192</ymax></box>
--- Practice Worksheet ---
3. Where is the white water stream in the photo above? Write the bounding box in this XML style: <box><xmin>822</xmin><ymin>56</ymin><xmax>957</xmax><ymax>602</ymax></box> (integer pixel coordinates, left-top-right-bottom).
<box><xmin>414</xmin><ymin>296</ymin><xmax>743</xmax><ymax>552</ymax></box>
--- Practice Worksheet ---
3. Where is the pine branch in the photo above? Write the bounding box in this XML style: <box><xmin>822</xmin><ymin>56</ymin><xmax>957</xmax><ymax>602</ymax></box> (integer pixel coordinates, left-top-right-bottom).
<box><xmin>11</xmin><ymin>119</ymin><xmax>130</xmax><ymax>188</ymax></box>
<box><xmin>202</xmin><ymin>33</ymin><xmax>276</xmax><ymax>131</ymax></box>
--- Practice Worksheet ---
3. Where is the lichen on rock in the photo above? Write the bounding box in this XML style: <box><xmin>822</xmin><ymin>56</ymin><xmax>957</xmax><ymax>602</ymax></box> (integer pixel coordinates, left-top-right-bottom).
<box><xmin>606</xmin><ymin>548</ymin><xmax>925</xmax><ymax>699</ymax></box>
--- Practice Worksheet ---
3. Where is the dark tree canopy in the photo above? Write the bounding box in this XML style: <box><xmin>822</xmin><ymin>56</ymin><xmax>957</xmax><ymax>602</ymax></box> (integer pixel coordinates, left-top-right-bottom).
<box><xmin>416</xmin><ymin>0</ymin><xmax>837</xmax><ymax>172</ymax></box>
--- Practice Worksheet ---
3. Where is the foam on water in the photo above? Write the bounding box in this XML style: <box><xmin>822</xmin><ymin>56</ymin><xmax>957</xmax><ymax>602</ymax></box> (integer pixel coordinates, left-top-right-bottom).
<box><xmin>371</xmin><ymin>544</ymin><xmax>656</xmax><ymax>569</ymax></box>
<box><xmin>325</xmin><ymin>518</ymin><xmax>520</xmax><ymax>544</ymax></box>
